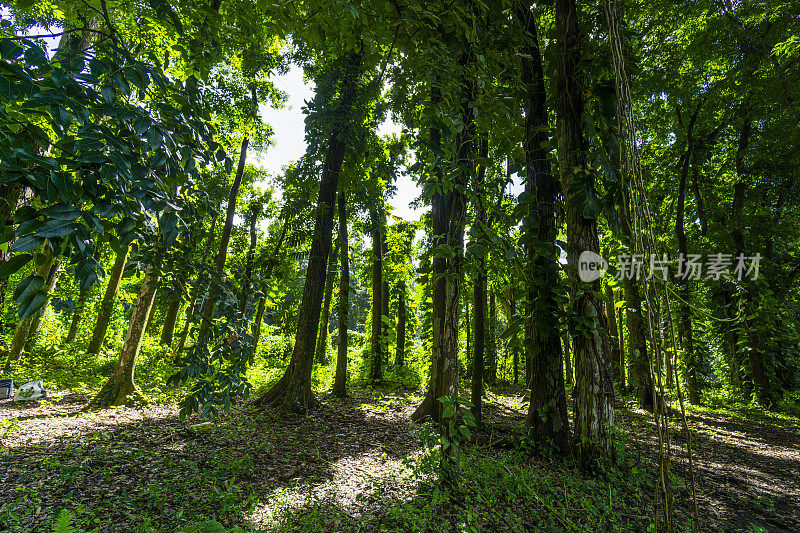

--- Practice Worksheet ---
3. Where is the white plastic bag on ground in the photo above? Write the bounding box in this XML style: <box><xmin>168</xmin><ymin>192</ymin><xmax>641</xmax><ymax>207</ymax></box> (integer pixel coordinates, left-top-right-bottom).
<box><xmin>13</xmin><ymin>380</ymin><xmax>47</xmax><ymax>401</ymax></box>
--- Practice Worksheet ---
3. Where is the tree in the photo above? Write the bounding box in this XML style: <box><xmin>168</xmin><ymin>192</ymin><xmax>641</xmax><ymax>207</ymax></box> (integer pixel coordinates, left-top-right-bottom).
<box><xmin>254</xmin><ymin>52</ymin><xmax>365</xmax><ymax>413</ymax></box>
<box><xmin>556</xmin><ymin>0</ymin><xmax>615</xmax><ymax>466</ymax></box>
<box><xmin>516</xmin><ymin>0</ymin><xmax>570</xmax><ymax>452</ymax></box>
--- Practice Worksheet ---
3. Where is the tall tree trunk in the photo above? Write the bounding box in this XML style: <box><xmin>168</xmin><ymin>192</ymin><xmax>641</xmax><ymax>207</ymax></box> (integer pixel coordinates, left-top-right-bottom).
<box><xmin>369</xmin><ymin>206</ymin><xmax>384</xmax><ymax>382</ymax></box>
<box><xmin>605</xmin><ymin>284</ymin><xmax>623</xmax><ymax>391</ymax></box>
<box><xmin>24</xmin><ymin>259</ymin><xmax>61</xmax><ymax>348</ymax></box>
<box><xmin>517</xmin><ymin>0</ymin><xmax>571</xmax><ymax>451</ymax></box>
<box><xmin>254</xmin><ymin>53</ymin><xmax>362</xmax><ymax>412</ymax></box>
<box><xmin>617</xmin><ymin>305</ymin><xmax>625</xmax><ymax>390</ymax></box>
<box><xmin>412</xmin><ymin>82</ymin><xmax>449</xmax><ymax>422</ymax></box>
<box><xmin>486</xmin><ymin>291</ymin><xmax>497</xmax><ymax>384</ymax></box>
<box><xmin>470</xmin><ymin>133</ymin><xmax>489</xmax><ymax>423</ymax></box>
<box><xmin>395</xmin><ymin>279</ymin><xmax>407</xmax><ymax>366</ymax></box>
<box><xmin>556</xmin><ymin>0</ymin><xmax>614</xmax><ymax>467</ymax></box>
<box><xmin>512</xmin><ymin>297</ymin><xmax>519</xmax><ymax>385</ymax></box>
<box><xmin>5</xmin><ymin>250</ymin><xmax>58</xmax><ymax>370</ymax></box>
<box><xmin>315</xmin><ymin>239</ymin><xmax>339</xmax><ymax>366</ymax></box>
<box><xmin>88</xmin><ymin>245</ymin><xmax>129</xmax><ymax>354</ymax></box>
<box><xmin>676</xmin><ymin>108</ymin><xmax>701</xmax><ymax>403</ymax></box>
<box><xmin>160</xmin><ymin>295</ymin><xmax>183</xmax><ymax>346</ymax></box>
<box><xmin>198</xmin><ymin>134</ymin><xmax>250</xmax><ymax>345</ymax></box>
<box><xmin>90</xmin><ymin>266</ymin><xmax>159</xmax><ymax>407</ymax></box>
<box><xmin>176</xmin><ymin>280</ymin><xmax>201</xmax><ymax>356</ymax></box>
<box><xmin>333</xmin><ymin>191</ymin><xmax>350</xmax><ymax>396</ymax></box>
<box><xmin>562</xmin><ymin>331</ymin><xmax>573</xmax><ymax>385</ymax></box>
<box><xmin>65</xmin><ymin>246</ymin><xmax>103</xmax><ymax>343</ymax></box>
<box><xmin>239</xmin><ymin>208</ymin><xmax>259</xmax><ymax>315</ymax></box>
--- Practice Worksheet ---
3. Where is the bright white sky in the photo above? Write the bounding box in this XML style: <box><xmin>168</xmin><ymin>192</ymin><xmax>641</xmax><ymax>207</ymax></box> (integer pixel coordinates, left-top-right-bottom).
<box><xmin>256</xmin><ymin>65</ymin><xmax>423</xmax><ymax>221</ymax></box>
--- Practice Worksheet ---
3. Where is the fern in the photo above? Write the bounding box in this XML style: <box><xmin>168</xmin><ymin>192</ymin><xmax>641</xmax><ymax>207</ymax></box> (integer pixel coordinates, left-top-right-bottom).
<box><xmin>51</xmin><ymin>509</ymin><xmax>77</xmax><ymax>533</ymax></box>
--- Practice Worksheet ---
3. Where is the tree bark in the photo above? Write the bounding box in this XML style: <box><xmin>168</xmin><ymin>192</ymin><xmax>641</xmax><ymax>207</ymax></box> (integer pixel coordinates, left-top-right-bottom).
<box><xmin>605</xmin><ymin>284</ymin><xmax>623</xmax><ymax>391</ymax></box>
<box><xmin>369</xmin><ymin>206</ymin><xmax>384</xmax><ymax>382</ymax></box>
<box><xmin>64</xmin><ymin>246</ymin><xmax>102</xmax><ymax>344</ymax></box>
<box><xmin>470</xmin><ymin>132</ymin><xmax>489</xmax><ymax>423</ymax></box>
<box><xmin>25</xmin><ymin>259</ymin><xmax>61</xmax><ymax>347</ymax></box>
<box><xmin>556</xmin><ymin>0</ymin><xmax>614</xmax><ymax>467</ymax></box>
<box><xmin>90</xmin><ymin>266</ymin><xmax>159</xmax><ymax>407</ymax></box>
<box><xmin>239</xmin><ymin>206</ymin><xmax>259</xmax><ymax>315</ymax></box>
<box><xmin>562</xmin><ymin>331</ymin><xmax>573</xmax><ymax>385</ymax></box>
<box><xmin>5</xmin><ymin>250</ymin><xmax>58</xmax><ymax>370</ymax></box>
<box><xmin>517</xmin><ymin>0</ymin><xmax>571</xmax><ymax>451</ymax></box>
<box><xmin>315</xmin><ymin>238</ymin><xmax>339</xmax><ymax>366</ymax></box>
<box><xmin>395</xmin><ymin>279</ymin><xmax>407</xmax><ymax>366</ymax></box>
<box><xmin>160</xmin><ymin>294</ymin><xmax>183</xmax><ymax>346</ymax></box>
<box><xmin>254</xmin><ymin>53</ymin><xmax>362</xmax><ymax>413</ymax></box>
<box><xmin>486</xmin><ymin>291</ymin><xmax>497</xmax><ymax>384</ymax></box>
<box><xmin>88</xmin><ymin>245</ymin><xmax>129</xmax><ymax>354</ymax></box>
<box><xmin>333</xmin><ymin>191</ymin><xmax>350</xmax><ymax>397</ymax></box>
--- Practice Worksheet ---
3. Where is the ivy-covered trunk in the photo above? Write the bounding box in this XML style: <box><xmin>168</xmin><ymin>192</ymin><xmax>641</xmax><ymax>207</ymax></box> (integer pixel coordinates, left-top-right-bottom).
<box><xmin>517</xmin><ymin>0</ymin><xmax>571</xmax><ymax>452</ymax></box>
<box><xmin>90</xmin><ymin>265</ymin><xmax>159</xmax><ymax>407</ymax></box>
<box><xmin>556</xmin><ymin>0</ymin><xmax>614</xmax><ymax>467</ymax></box>
<box><xmin>88</xmin><ymin>245</ymin><xmax>129</xmax><ymax>355</ymax></box>
<box><xmin>412</xmin><ymin>83</ymin><xmax>448</xmax><ymax>422</ymax></box>
<box><xmin>254</xmin><ymin>53</ymin><xmax>362</xmax><ymax>413</ymax></box>
<box><xmin>333</xmin><ymin>191</ymin><xmax>350</xmax><ymax>397</ymax></box>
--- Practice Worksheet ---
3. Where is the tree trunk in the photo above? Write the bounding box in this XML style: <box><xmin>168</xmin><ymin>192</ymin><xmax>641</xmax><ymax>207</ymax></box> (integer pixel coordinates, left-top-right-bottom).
<box><xmin>333</xmin><ymin>191</ymin><xmax>350</xmax><ymax>397</ymax></box>
<box><xmin>617</xmin><ymin>305</ymin><xmax>625</xmax><ymax>390</ymax></box>
<box><xmin>64</xmin><ymin>246</ymin><xmax>102</xmax><ymax>344</ymax></box>
<box><xmin>369</xmin><ymin>206</ymin><xmax>384</xmax><ymax>382</ymax></box>
<box><xmin>254</xmin><ymin>53</ymin><xmax>362</xmax><ymax>413</ymax></box>
<box><xmin>562</xmin><ymin>331</ymin><xmax>573</xmax><ymax>385</ymax></box>
<box><xmin>486</xmin><ymin>291</ymin><xmax>497</xmax><ymax>385</ymax></box>
<box><xmin>90</xmin><ymin>266</ymin><xmax>159</xmax><ymax>407</ymax></box>
<box><xmin>160</xmin><ymin>295</ymin><xmax>183</xmax><ymax>346</ymax></box>
<box><xmin>676</xmin><ymin>113</ymin><xmax>700</xmax><ymax>403</ymax></box>
<box><xmin>5</xmin><ymin>250</ymin><xmax>58</xmax><ymax>370</ymax></box>
<box><xmin>198</xmin><ymin>135</ymin><xmax>250</xmax><ymax>345</ymax></box>
<box><xmin>88</xmin><ymin>245</ymin><xmax>129</xmax><ymax>354</ymax></box>
<box><xmin>517</xmin><ymin>0</ymin><xmax>571</xmax><ymax>451</ymax></box>
<box><xmin>315</xmin><ymin>239</ymin><xmax>339</xmax><ymax>366</ymax></box>
<box><xmin>412</xmin><ymin>82</ymin><xmax>449</xmax><ymax>422</ymax></box>
<box><xmin>605</xmin><ymin>284</ymin><xmax>623</xmax><ymax>391</ymax></box>
<box><xmin>176</xmin><ymin>280</ymin><xmax>201</xmax><ymax>356</ymax></box>
<box><xmin>512</xmin><ymin>297</ymin><xmax>519</xmax><ymax>385</ymax></box>
<box><xmin>239</xmin><ymin>207</ymin><xmax>259</xmax><ymax>315</ymax></box>
<box><xmin>395</xmin><ymin>279</ymin><xmax>406</xmax><ymax>366</ymax></box>
<box><xmin>556</xmin><ymin>0</ymin><xmax>614</xmax><ymax>467</ymax></box>
<box><xmin>25</xmin><ymin>259</ymin><xmax>61</xmax><ymax>348</ymax></box>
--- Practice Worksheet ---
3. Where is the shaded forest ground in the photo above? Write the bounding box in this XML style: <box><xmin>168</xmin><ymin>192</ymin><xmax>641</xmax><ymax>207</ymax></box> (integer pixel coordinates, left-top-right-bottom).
<box><xmin>1</xmin><ymin>386</ymin><xmax>798</xmax><ymax>532</ymax></box>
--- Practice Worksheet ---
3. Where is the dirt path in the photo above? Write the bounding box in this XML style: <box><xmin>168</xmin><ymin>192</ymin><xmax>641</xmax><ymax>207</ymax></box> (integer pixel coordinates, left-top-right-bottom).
<box><xmin>1</xmin><ymin>390</ymin><xmax>798</xmax><ymax>532</ymax></box>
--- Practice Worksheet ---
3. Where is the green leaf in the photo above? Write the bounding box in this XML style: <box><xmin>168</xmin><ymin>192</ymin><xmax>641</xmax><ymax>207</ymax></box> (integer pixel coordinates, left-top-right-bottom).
<box><xmin>0</xmin><ymin>253</ymin><xmax>32</xmax><ymax>277</ymax></box>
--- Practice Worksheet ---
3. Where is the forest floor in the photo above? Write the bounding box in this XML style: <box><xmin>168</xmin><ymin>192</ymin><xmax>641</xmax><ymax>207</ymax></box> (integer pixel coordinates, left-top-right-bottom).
<box><xmin>0</xmin><ymin>386</ymin><xmax>798</xmax><ymax>532</ymax></box>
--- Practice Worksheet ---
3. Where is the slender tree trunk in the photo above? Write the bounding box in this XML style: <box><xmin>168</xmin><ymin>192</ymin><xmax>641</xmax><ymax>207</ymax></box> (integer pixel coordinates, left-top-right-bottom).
<box><xmin>617</xmin><ymin>306</ymin><xmax>625</xmax><ymax>391</ymax></box>
<box><xmin>556</xmin><ymin>0</ymin><xmax>614</xmax><ymax>467</ymax></box>
<box><xmin>605</xmin><ymin>284</ymin><xmax>623</xmax><ymax>391</ymax></box>
<box><xmin>239</xmin><ymin>209</ymin><xmax>259</xmax><ymax>315</ymax></box>
<box><xmin>516</xmin><ymin>0</ymin><xmax>571</xmax><ymax>451</ymax></box>
<box><xmin>369</xmin><ymin>206</ymin><xmax>384</xmax><ymax>382</ymax></box>
<box><xmin>64</xmin><ymin>247</ymin><xmax>102</xmax><ymax>344</ymax></box>
<box><xmin>24</xmin><ymin>259</ymin><xmax>60</xmax><ymax>348</ymax></box>
<box><xmin>512</xmin><ymin>297</ymin><xmax>519</xmax><ymax>385</ymax></box>
<box><xmin>90</xmin><ymin>266</ymin><xmax>159</xmax><ymax>407</ymax></box>
<box><xmin>5</xmin><ymin>251</ymin><xmax>57</xmax><ymax>370</ymax></box>
<box><xmin>412</xmin><ymin>82</ymin><xmax>449</xmax><ymax>422</ymax></box>
<box><xmin>676</xmin><ymin>113</ymin><xmax>700</xmax><ymax>403</ymax></box>
<box><xmin>333</xmin><ymin>191</ymin><xmax>350</xmax><ymax>396</ymax></box>
<box><xmin>562</xmin><ymin>331</ymin><xmax>573</xmax><ymax>385</ymax></box>
<box><xmin>176</xmin><ymin>280</ymin><xmax>201</xmax><ymax>356</ymax></box>
<box><xmin>160</xmin><ymin>295</ymin><xmax>183</xmax><ymax>346</ymax></box>
<box><xmin>88</xmin><ymin>245</ymin><xmax>129</xmax><ymax>354</ymax></box>
<box><xmin>254</xmin><ymin>53</ymin><xmax>362</xmax><ymax>412</ymax></box>
<box><xmin>198</xmin><ymin>135</ymin><xmax>250</xmax><ymax>345</ymax></box>
<box><xmin>486</xmin><ymin>292</ymin><xmax>497</xmax><ymax>384</ymax></box>
<box><xmin>470</xmin><ymin>133</ymin><xmax>488</xmax><ymax>423</ymax></box>
<box><xmin>382</xmin><ymin>277</ymin><xmax>390</xmax><ymax>363</ymax></box>
<box><xmin>315</xmin><ymin>239</ymin><xmax>339</xmax><ymax>366</ymax></box>
<box><xmin>395</xmin><ymin>279</ymin><xmax>407</xmax><ymax>366</ymax></box>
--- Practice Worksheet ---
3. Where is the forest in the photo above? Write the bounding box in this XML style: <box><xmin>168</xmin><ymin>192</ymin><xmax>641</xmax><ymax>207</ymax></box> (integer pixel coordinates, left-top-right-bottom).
<box><xmin>0</xmin><ymin>0</ymin><xmax>798</xmax><ymax>531</ymax></box>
